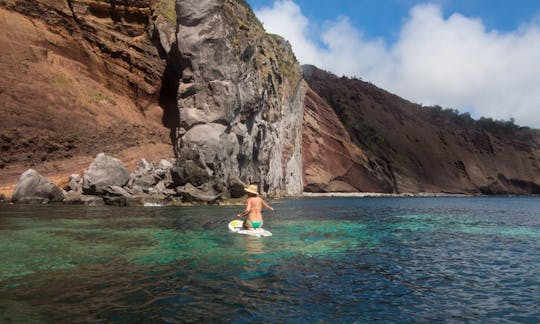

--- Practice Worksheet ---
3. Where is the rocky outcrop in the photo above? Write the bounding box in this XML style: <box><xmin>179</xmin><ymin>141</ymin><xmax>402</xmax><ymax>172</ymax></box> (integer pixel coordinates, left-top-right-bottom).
<box><xmin>83</xmin><ymin>153</ymin><xmax>130</xmax><ymax>195</ymax></box>
<box><xmin>12</xmin><ymin>169</ymin><xmax>65</xmax><ymax>203</ymax></box>
<box><xmin>303</xmin><ymin>65</ymin><xmax>540</xmax><ymax>194</ymax></box>
<box><xmin>156</xmin><ymin>0</ymin><xmax>305</xmax><ymax>198</ymax></box>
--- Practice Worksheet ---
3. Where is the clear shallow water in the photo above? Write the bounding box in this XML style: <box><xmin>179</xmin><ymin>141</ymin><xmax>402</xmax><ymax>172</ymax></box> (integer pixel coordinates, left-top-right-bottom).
<box><xmin>1</xmin><ymin>197</ymin><xmax>540</xmax><ymax>322</ymax></box>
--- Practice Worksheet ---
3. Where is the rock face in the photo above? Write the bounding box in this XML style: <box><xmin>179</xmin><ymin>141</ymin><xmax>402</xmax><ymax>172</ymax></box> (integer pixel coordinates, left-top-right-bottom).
<box><xmin>0</xmin><ymin>1</ymin><xmax>171</xmax><ymax>183</ymax></box>
<box><xmin>1</xmin><ymin>0</ymin><xmax>304</xmax><ymax>198</ymax></box>
<box><xmin>12</xmin><ymin>169</ymin><xmax>65</xmax><ymax>203</ymax></box>
<box><xmin>302</xmin><ymin>87</ymin><xmax>393</xmax><ymax>193</ymax></box>
<box><xmin>156</xmin><ymin>0</ymin><xmax>305</xmax><ymax>198</ymax></box>
<box><xmin>83</xmin><ymin>153</ymin><xmax>130</xmax><ymax>195</ymax></box>
<box><xmin>303</xmin><ymin>65</ymin><xmax>540</xmax><ymax>194</ymax></box>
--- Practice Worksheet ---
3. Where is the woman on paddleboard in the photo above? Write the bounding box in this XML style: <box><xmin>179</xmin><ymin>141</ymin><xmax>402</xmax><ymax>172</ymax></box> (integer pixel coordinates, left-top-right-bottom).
<box><xmin>236</xmin><ymin>184</ymin><xmax>273</xmax><ymax>230</ymax></box>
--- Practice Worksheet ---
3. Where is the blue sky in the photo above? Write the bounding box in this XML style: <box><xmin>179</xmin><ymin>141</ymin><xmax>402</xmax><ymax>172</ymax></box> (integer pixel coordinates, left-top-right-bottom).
<box><xmin>248</xmin><ymin>1</ymin><xmax>540</xmax><ymax>42</ymax></box>
<box><xmin>246</xmin><ymin>0</ymin><xmax>540</xmax><ymax>128</ymax></box>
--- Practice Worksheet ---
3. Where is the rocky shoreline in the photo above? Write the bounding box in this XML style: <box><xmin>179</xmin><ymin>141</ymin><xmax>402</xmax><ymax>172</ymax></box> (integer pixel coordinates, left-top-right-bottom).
<box><xmin>1</xmin><ymin>158</ymin><xmax>535</xmax><ymax>206</ymax></box>
<box><xmin>5</xmin><ymin>153</ymin><xmax>250</xmax><ymax>206</ymax></box>
<box><xmin>302</xmin><ymin>192</ymin><xmax>474</xmax><ymax>198</ymax></box>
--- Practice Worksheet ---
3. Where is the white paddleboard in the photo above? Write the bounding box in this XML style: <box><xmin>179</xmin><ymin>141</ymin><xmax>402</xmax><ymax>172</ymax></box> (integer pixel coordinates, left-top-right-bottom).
<box><xmin>228</xmin><ymin>220</ymin><xmax>272</xmax><ymax>237</ymax></box>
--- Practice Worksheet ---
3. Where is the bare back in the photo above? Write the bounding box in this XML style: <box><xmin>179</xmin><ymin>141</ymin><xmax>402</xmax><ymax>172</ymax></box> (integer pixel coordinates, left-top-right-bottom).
<box><xmin>245</xmin><ymin>197</ymin><xmax>271</xmax><ymax>222</ymax></box>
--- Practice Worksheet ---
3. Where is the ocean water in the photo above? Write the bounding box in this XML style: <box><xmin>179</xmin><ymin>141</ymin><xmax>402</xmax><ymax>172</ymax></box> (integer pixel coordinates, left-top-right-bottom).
<box><xmin>1</xmin><ymin>197</ymin><xmax>539</xmax><ymax>322</ymax></box>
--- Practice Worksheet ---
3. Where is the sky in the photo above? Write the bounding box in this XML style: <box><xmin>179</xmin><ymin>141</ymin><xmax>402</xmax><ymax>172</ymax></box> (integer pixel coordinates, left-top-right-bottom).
<box><xmin>246</xmin><ymin>0</ymin><xmax>540</xmax><ymax>128</ymax></box>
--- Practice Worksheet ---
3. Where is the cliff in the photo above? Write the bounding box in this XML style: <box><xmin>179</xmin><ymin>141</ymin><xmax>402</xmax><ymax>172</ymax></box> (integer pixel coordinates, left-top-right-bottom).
<box><xmin>303</xmin><ymin>65</ymin><xmax>540</xmax><ymax>194</ymax></box>
<box><xmin>0</xmin><ymin>0</ymin><xmax>172</xmax><ymax>189</ymax></box>
<box><xmin>157</xmin><ymin>0</ymin><xmax>304</xmax><ymax>198</ymax></box>
<box><xmin>0</xmin><ymin>0</ymin><xmax>304</xmax><ymax>199</ymax></box>
<box><xmin>2</xmin><ymin>0</ymin><xmax>538</xmax><ymax>199</ymax></box>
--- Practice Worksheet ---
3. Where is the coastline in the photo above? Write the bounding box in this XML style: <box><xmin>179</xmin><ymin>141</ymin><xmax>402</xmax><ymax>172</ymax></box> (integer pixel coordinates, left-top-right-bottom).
<box><xmin>302</xmin><ymin>192</ymin><xmax>474</xmax><ymax>198</ymax></box>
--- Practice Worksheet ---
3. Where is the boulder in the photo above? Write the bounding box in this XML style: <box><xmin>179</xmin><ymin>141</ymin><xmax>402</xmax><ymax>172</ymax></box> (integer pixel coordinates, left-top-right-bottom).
<box><xmin>228</xmin><ymin>177</ymin><xmax>246</xmax><ymax>198</ymax></box>
<box><xmin>68</xmin><ymin>174</ymin><xmax>83</xmax><ymax>193</ymax></box>
<box><xmin>134</xmin><ymin>158</ymin><xmax>153</xmax><ymax>175</ymax></box>
<box><xmin>176</xmin><ymin>183</ymin><xmax>220</xmax><ymax>203</ymax></box>
<box><xmin>103</xmin><ymin>196</ymin><xmax>141</xmax><ymax>207</ymax></box>
<box><xmin>62</xmin><ymin>192</ymin><xmax>104</xmax><ymax>206</ymax></box>
<box><xmin>106</xmin><ymin>186</ymin><xmax>133</xmax><ymax>198</ymax></box>
<box><xmin>132</xmin><ymin>174</ymin><xmax>159</xmax><ymax>189</ymax></box>
<box><xmin>12</xmin><ymin>169</ymin><xmax>65</xmax><ymax>203</ymax></box>
<box><xmin>154</xmin><ymin>159</ymin><xmax>174</xmax><ymax>183</ymax></box>
<box><xmin>83</xmin><ymin>153</ymin><xmax>130</xmax><ymax>195</ymax></box>
<box><xmin>171</xmin><ymin>160</ymin><xmax>209</xmax><ymax>187</ymax></box>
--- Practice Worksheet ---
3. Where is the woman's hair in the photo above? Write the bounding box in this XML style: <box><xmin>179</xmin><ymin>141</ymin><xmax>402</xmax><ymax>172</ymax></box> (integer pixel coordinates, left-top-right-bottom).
<box><xmin>247</xmin><ymin>192</ymin><xmax>257</xmax><ymax>197</ymax></box>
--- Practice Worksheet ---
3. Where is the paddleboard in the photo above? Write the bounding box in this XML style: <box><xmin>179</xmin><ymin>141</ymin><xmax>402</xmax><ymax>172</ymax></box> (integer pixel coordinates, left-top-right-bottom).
<box><xmin>228</xmin><ymin>220</ymin><xmax>272</xmax><ymax>237</ymax></box>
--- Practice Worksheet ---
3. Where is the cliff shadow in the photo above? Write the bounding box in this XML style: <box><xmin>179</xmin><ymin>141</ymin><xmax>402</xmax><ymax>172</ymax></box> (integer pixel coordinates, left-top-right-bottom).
<box><xmin>158</xmin><ymin>45</ymin><xmax>182</xmax><ymax>155</ymax></box>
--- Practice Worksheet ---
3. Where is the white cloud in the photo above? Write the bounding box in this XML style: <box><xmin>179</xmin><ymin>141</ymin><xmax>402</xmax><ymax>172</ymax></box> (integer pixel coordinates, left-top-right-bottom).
<box><xmin>255</xmin><ymin>1</ymin><xmax>540</xmax><ymax>128</ymax></box>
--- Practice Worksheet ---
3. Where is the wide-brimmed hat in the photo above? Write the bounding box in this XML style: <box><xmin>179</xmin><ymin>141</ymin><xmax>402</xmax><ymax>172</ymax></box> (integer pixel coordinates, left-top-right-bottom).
<box><xmin>244</xmin><ymin>184</ymin><xmax>259</xmax><ymax>195</ymax></box>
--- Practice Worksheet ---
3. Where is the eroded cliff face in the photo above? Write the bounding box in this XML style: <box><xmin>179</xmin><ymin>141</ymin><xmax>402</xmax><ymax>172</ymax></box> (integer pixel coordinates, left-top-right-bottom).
<box><xmin>157</xmin><ymin>0</ymin><xmax>304</xmax><ymax>197</ymax></box>
<box><xmin>302</xmin><ymin>87</ymin><xmax>393</xmax><ymax>193</ymax></box>
<box><xmin>303</xmin><ymin>65</ymin><xmax>540</xmax><ymax>194</ymax></box>
<box><xmin>1</xmin><ymin>0</ymin><xmax>305</xmax><ymax>198</ymax></box>
<box><xmin>0</xmin><ymin>0</ymin><xmax>172</xmax><ymax>186</ymax></box>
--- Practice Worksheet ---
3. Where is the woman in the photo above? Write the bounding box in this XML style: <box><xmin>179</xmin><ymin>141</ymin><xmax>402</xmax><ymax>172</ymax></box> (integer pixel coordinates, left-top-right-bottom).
<box><xmin>236</xmin><ymin>184</ymin><xmax>273</xmax><ymax>229</ymax></box>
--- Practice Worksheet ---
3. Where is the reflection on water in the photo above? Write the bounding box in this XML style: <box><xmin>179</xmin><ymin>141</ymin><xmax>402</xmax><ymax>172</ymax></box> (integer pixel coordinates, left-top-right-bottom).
<box><xmin>1</xmin><ymin>197</ymin><xmax>540</xmax><ymax>322</ymax></box>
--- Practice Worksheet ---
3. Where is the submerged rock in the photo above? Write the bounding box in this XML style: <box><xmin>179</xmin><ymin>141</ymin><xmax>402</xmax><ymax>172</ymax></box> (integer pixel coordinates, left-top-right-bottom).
<box><xmin>83</xmin><ymin>153</ymin><xmax>130</xmax><ymax>195</ymax></box>
<box><xmin>12</xmin><ymin>169</ymin><xmax>65</xmax><ymax>203</ymax></box>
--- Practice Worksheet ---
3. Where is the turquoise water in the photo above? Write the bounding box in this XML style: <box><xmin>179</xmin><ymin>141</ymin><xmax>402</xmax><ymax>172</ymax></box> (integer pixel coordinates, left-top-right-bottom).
<box><xmin>1</xmin><ymin>197</ymin><xmax>540</xmax><ymax>322</ymax></box>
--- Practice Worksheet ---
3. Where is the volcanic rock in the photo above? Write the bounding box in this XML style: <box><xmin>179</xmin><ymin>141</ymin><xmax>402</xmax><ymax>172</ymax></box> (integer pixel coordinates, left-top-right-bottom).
<box><xmin>12</xmin><ymin>169</ymin><xmax>65</xmax><ymax>203</ymax></box>
<box><xmin>83</xmin><ymin>153</ymin><xmax>130</xmax><ymax>195</ymax></box>
<box><xmin>303</xmin><ymin>65</ymin><xmax>540</xmax><ymax>194</ymax></box>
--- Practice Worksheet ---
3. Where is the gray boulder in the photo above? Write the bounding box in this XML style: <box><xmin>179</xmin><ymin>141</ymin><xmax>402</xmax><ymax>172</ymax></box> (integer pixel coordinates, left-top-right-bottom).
<box><xmin>83</xmin><ymin>153</ymin><xmax>130</xmax><ymax>195</ymax></box>
<box><xmin>106</xmin><ymin>186</ymin><xmax>133</xmax><ymax>198</ymax></box>
<box><xmin>228</xmin><ymin>177</ymin><xmax>246</xmax><ymax>198</ymax></box>
<box><xmin>68</xmin><ymin>174</ymin><xmax>83</xmax><ymax>193</ymax></box>
<box><xmin>171</xmin><ymin>160</ymin><xmax>210</xmax><ymax>187</ymax></box>
<box><xmin>12</xmin><ymin>169</ymin><xmax>65</xmax><ymax>203</ymax></box>
<box><xmin>176</xmin><ymin>183</ymin><xmax>220</xmax><ymax>203</ymax></box>
<box><xmin>62</xmin><ymin>192</ymin><xmax>104</xmax><ymax>206</ymax></box>
<box><xmin>103</xmin><ymin>196</ymin><xmax>141</xmax><ymax>207</ymax></box>
<box><xmin>133</xmin><ymin>174</ymin><xmax>159</xmax><ymax>189</ymax></box>
<box><xmin>134</xmin><ymin>158</ymin><xmax>153</xmax><ymax>175</ymax></box>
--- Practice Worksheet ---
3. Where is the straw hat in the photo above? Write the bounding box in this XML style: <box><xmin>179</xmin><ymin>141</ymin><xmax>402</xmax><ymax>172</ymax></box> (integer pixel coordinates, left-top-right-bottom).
<box><xmin>244</xmin><ymin>184</ymin><xmax>259</xmax><ymax>195</ymax></box>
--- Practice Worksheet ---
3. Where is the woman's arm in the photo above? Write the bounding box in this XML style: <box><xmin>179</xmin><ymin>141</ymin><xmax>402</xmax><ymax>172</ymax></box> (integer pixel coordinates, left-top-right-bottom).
<box><xmin>237</xmin><ymin>200</ymin><xmax>252</xmax><ymax>217</ymax></box>
<box><xmin>262</xmin><ymin>199</ymin><xmax>274</xmax><ymax>211</ymax></box>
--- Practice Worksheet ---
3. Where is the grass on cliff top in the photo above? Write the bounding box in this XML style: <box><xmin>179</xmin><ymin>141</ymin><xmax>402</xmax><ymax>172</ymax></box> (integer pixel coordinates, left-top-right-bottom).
<box><xmin>152</xmin><ymin>0</ymin><xmax>176</xmax><ymax>23</ymax></box>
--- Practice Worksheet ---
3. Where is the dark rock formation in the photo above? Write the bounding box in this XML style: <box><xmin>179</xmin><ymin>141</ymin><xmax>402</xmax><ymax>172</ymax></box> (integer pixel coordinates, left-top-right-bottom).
<box><xmin>303</xmin><ymin>65</ymin><xmax>540</xmax><ymax>194</ymax></box>
<box><xmin>154</xmin><ymin>0</ymin><xmax>305</xmax><ymax>198</ymax></box>
<box><xmin>83</xmin><ymin>153</ymin><xmax>130</xmax><ymax>195</ymax></box>
<box><xmin>12</xmin><ymin>169</ymin><xmax>65</xmax><ymax>203</ymax></box>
